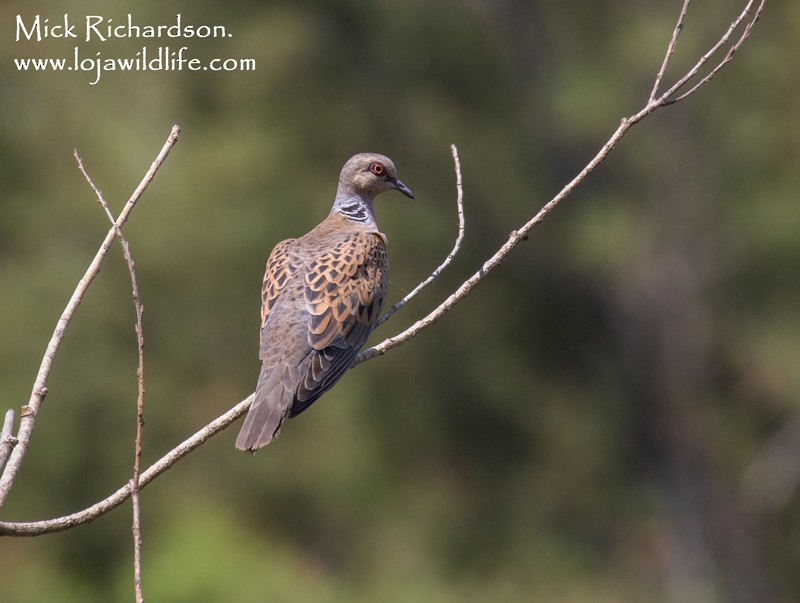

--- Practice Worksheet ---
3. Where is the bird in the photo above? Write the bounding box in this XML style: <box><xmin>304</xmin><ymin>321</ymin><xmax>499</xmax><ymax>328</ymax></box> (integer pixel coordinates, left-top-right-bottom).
<box><xmin>235</xmin><ymin>153</ymin><xmax>414</xmax><ymax>451</ymax></box>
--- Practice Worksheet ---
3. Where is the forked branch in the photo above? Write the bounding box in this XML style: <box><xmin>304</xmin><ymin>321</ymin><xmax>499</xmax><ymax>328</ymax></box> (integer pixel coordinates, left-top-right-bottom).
<box><xmin>0</xmin><ymin>125</ymin><xmax>179</xmax><ymax>511</ymax></box>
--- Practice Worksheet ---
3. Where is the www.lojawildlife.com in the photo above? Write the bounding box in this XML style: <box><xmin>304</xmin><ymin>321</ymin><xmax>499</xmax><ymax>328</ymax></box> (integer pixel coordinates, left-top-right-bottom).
<box><xmin>13</xmin><ymin>13</ymin><xmax>256</xmax><ymax>85</ymax></box>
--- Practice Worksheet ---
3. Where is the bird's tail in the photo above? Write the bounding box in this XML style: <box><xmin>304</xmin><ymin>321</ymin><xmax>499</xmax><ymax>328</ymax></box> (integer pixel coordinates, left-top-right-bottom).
<box><xmin>235</xmin><ymin>365</ymin><xmax>291</xmax><ymax>451</ymax></box>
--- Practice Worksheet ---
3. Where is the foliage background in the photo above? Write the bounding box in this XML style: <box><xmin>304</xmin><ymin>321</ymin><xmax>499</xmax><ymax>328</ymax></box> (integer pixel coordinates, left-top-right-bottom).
<box><xmin>1</xmin><ymin>1</ymin><xmax>799</xmax><ymax>601</ymax></box>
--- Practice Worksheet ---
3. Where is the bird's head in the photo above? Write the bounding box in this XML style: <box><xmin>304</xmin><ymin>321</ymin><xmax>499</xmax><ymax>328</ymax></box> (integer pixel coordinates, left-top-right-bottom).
<box><xmin>338</xmin><ymin>153</ymin><xmax>415</xmax><ymax>201</ymax></box>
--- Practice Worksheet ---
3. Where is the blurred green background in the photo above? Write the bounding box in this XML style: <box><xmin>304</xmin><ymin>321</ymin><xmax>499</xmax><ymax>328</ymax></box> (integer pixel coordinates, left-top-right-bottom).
<box><xmin>1</xmin><ymin>0</ymin><xmax>799</xmax><ymax>601</ymax></box>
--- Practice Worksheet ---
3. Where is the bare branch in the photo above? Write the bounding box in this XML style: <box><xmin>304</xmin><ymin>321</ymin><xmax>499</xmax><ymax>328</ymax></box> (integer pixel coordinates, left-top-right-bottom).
<box><xmin>0</xmin><ymin>124</ymin><xmax>180</xmax><ymax>509</ymax></box>
<box><xmin>75</xmin><ymin>152</ymin><xmax>147</xmax><ymax>603</ymax></box>
<box><xmin>359</xmin><ymin>0</ymin><xmax>768</xmax><ymax>363</ymax></box>
<box><xmin>658</xmin><ymin>0</ymin><xmax>766</xmax><ymax>105</ymax></box>
<box><xmin>356</xmin><ymin>115</ymin><xmax>632</xmax><ymax>365</ymax></box>
<box><xmin>649</xmin><ymin>0</ymin><xmax>691</xmax><ymax>103</ymax></box>
<box><xmin>375</xmin><ymin>144</ymin><xmax>465</xmax><ymax>328</ymax></box>
<box><xmin>666</xmin><ymin>0</ymin><xmax>765</xmax><ymax>104</ymax></box>
<box><xmin>0</xmin><ymin>410</ymin><xmax>16</xmax><ymax>475</ymax></box>
<box><xmin>0</xmin><ymin>396</ymin><xmax>252</xmax><ymax>536</ymax></box>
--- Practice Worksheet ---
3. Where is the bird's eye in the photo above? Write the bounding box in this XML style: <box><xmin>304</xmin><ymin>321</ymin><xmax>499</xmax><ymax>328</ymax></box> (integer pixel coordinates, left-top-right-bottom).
<box><xmin>369</xmin><ymin>162</ymin><xmax>385</xmax><ymax>176</ymax></box>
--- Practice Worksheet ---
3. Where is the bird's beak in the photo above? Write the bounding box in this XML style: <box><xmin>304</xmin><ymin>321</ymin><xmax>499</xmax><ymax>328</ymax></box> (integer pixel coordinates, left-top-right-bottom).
<box><xmin>391</xmin><ymin>177</ymin><xmax>415</xmax><ymax>199</ymax></box>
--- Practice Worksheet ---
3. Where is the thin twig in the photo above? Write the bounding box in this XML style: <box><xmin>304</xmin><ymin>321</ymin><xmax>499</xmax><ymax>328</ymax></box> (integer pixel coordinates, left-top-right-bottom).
<box><xmin>667</xmin><ymin>0</ymin><xmax>765</xmax><ymax>104</ymax></box>
<box><xmin>660</xmin><ymin>0</ymin><xmax>765</xmax><ymax>105</ymax></box>
<box><xmin>649</xmin><ymin>0</ymin><xmax>691</xmax><ymax>103</ymax></box>
<box><xmin>0</xmin><ymin>124</ymin><xmax>179</xmax><ymax>510</ymax></box>
<box><xmin>356</xmin><ymin>117</ymin><xmax>633</xmax><ymax>365</ymax></box>
<box><xmin>75</xmin><ymin>152</ymin><xmax>147</xmax><ymax>603</ymax></box>
<box><xmin>0</xmin><ymin>410</ymin><xmax>16</xmax><ymax>475</ymax></box>
<box><xmin>131</xmin><ymin>338</ymin><xmax>144</xmax><ymax>603</ymax></box>
<box><xmin>375</xmin><ymin>144</ymin><xmax>465</xmax><ymax>328</ymax></box>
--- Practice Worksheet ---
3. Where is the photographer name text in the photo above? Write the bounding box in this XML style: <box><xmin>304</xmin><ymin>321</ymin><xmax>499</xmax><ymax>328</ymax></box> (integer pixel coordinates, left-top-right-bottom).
<box><xmin>16</xmin><ymin>14</ymin><xmax>231</xmax><ymax>43</ymax></box>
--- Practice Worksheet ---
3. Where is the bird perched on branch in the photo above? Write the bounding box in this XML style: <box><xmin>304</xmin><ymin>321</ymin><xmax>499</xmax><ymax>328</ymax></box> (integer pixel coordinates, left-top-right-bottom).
<box><xmin>236</xmin><ymin>153</ymin><xmax>414</xmax><ymax>451</ymax></box>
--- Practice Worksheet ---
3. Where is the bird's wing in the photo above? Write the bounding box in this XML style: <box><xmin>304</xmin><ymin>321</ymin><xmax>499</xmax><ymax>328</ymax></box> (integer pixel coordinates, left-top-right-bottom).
<box><xmin>236</xmin><ymin>238</ymin><xmax>304</xmax><ymax>451</ymax></box>
<box><xmin>291</xmin><ymin>231</ymin><xmax>388</xmax><ymax>415</ymax></box>
<box><xmin>259</xmin><ymin>238</ymin><xmax>299</xmax><ymax>334</ymax></box>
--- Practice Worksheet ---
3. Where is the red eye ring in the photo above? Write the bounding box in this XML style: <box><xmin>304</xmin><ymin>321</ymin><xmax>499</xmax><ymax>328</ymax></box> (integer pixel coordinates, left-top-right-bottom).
<box><xmin>369</xmin><ymin>162</ymin><xmax>385</xmax><ymax>176</ymax></box>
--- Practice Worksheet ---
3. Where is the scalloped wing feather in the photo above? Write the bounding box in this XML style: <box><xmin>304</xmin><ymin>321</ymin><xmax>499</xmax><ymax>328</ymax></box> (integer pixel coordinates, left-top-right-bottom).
<box><xmin>260</xmin><ymin>238</ymin><xmax>299</xmax><ymax>329</ymax></box>
<box><xmin>290</xmin><ymin>231</ymin><xmax>388</xmax><ymax>415</ymax></box>
<box><xmin>304</xmin><ymin>232</ymin><xmax>388</xmax><ymax>350</ymax></box>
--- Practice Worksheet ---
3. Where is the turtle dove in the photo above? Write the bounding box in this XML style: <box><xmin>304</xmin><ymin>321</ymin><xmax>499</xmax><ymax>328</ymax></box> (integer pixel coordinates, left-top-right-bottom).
<box><xmin>236</xmin><ymin>153</ymin><xmax>414</xmax><ymax>451</ymax></box>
